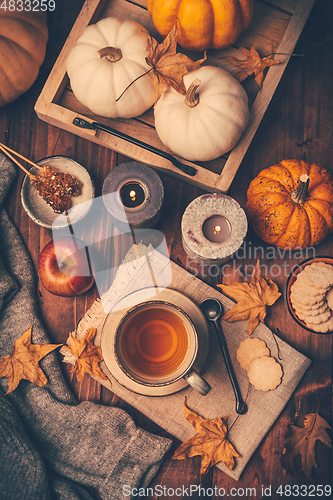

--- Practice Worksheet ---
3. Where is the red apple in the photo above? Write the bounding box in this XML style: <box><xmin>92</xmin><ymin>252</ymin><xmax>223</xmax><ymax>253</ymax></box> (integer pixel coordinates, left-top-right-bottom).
<box><xmin>38</xmin><ymin>237</ymin><xmax>94</xmax><ymax>297</ymax></box>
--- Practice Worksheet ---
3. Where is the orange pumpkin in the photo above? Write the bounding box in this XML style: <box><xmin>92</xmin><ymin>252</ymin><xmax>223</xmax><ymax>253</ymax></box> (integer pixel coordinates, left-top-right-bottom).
<box><xmin>0</xmin><ymin>11</ymin><xmax>48</xmax><ymax>106</ymax></box>
<box><xmin>246</xmin><ymin>160</ymin><xmax>333</xmax><ymax>249</ymax></box>
<box><xmin>146</xmin><ymin>0</ymin><xmax>253</xmax><ymax>52</ymax></box>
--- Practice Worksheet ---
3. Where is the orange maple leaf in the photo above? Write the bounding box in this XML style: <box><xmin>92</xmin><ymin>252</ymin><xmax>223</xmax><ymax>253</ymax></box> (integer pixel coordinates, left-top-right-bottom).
<box><xmin>0</xmin><ymin>326</ymin><xmax>61</xmax><ymax>394</ymax></box>
<box><xmin>62</xmin><ymin>327</ymin><xmax>108</xmax><ymax>382</ymax></box>
<box><xmin>224</xmin><ymin>45</ymin><xmax>284</xmax><ymax>87</ymax></box>
<box><xmin>173</xmin><ymin>401</ymin><xmax>240</xmax><ymax>476</ymax></box>
<box><xmin>217</xmin><ymin>259</ymin><xmax>281</xmax><ymax>334</ymax></box>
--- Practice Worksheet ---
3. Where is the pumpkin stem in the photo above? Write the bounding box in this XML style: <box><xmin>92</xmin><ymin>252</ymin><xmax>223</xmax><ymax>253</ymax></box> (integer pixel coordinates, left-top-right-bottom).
<box><xmin>291</xmin><ymin>174</ymin><xmax>310</xmax><ymax>204</ymax></box>
<box><xmin>184</xmin><ymin>78</ymin><xmax>201</xmax><ymax>108</ymax></box>
<box><xmin>98</xmin><ymin>47</ymin><xmax>122</xmax><ymax>63</ymax></box>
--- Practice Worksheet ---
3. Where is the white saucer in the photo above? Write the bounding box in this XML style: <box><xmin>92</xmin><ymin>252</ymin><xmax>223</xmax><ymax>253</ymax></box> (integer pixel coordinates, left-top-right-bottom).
<box><xmin>100</xmin><ymin>288</ymin><xmax>209</xmax><ymax>396</ymax></box>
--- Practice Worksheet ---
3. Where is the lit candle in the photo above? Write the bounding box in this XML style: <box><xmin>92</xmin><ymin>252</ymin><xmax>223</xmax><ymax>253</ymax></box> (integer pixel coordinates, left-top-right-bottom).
<box><xmin>102</xmin><ymin>162</ymin><xmax>164</xmax><ymax>229</ymax></box>
<box><xmin>120</xmin><ymin>182</ymin><xmax>145</xmax><ymax>208</ymax></box>
<box><xmin>202</xmin><ymin>215</ymin><xmax>231</xmax><ymax>243</ymax></box>
<box><xmin>181</xmin><ymin>193</ymin><xmax>248</xmax><ymax>265</ymax></box>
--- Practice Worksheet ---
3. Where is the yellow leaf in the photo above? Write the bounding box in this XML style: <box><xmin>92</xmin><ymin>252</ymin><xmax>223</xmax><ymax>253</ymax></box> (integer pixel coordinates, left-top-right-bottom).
<box><xmin>0</xmin><ymin>326</ymin><xmax>61</xmax><ymax>394</ymax></box>
<box><xmin>173</xmin><ymin>401</ymin><xmax>240</xmax><ymax>476</ymax></box>
<box><xmin>217</xmin><ymin>259</ymin><xmax>281</xmax><ymax>334</ymax></box>
<box><xmin>63</xmin><ymin>327</ymin><xmax>108</xmax><ymax>382</ymax></box>
<box><xmin>145</xmin><ymin>22</ymin><xmax>206</xmax><ymax>102</ymax></box>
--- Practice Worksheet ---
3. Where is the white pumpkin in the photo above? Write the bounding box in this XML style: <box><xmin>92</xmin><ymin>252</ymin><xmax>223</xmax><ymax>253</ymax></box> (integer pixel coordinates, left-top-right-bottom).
<box><xmin>66</xmin><ymin>17</ymin><xmax>155</xmax><ymax>119</ymax></box>
<box><xmin>154</xmin><ymin>66</ymin><xmax>249</xmax><ymax>161</ymax></box>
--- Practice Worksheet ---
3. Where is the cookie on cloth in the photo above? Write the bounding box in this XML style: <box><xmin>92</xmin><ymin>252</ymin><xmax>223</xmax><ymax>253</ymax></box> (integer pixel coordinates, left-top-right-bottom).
<box><xmin>236</xmin><ymin>338</ymin><xmax>270</xmax><ymax>371</ymax></box>
<box><xmin>247</xmin><ymin>356</ymin><xmax>283</xmax><ymax>391</ymax></box>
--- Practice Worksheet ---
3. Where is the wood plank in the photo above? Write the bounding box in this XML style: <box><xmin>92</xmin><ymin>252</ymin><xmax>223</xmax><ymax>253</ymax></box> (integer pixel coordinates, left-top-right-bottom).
<box><xmin>215</xmin><ymin>0</ymin><xmax>316</xmax><ymax>192</ymax></box>
<box><xmin>38</xmin><ymin>102</ymin><xmax>221</xmax><ymax>190</ymax></box>
<box><xmin>262</xmin><ymin>0</ymin><xmax>299</xmax><ymax>15</ymax></box>
<box><xmin>236</xmin><ymin>1</ymin><xmax>292</xmax><ymax>55</ymax></box>
<box><xmin>129</xmin><ymin>0</ymin><xmax>147</xmax><ymax>7</ymax></box>
<box><xmin>58</xmin><ymin>88</ymin><xmax>225</xmax><ymax>175</ymax></box>
<box><xmin>35</xmin><ymin>0</ymin><xmax>106</xmax><ymax>114</ymax></box>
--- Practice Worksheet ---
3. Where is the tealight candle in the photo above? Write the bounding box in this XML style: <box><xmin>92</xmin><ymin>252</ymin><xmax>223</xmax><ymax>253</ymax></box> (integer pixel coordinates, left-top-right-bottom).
<box><xmin>120</xmin><ymin>182</ymin><xmax>145</xmax><ymax>208</ymax></box>
<box><xmin>202</xmin><ymin>215</ymin><xmax>231</xmax><ymax>243</ymax></box>
<box><xmin>102</xmin><ymin>162</ymin><xmax>164</xmax><ymax>229</ymax></box>
<box><xmin>181</xmin><ymin>193</ymin><xmax>248</xmax><ymax>266</ymax></box>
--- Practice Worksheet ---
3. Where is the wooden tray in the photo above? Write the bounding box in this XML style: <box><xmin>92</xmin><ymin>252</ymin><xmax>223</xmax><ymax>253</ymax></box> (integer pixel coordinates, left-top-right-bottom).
<box><xmin>35</xmin><ymin>0</ymin><xmax>315</xmax><ymax>192</ymax></box>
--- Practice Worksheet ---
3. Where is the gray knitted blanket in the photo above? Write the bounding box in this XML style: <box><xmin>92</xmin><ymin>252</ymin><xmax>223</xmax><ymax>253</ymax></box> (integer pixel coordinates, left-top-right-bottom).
<box><xmin>0</xmin><ymin>155</ymin><xmax>172</xmax><ymax>500</ymax></box>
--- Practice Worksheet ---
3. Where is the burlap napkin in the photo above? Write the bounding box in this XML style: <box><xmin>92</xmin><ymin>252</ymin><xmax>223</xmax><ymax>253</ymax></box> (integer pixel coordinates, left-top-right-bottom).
<box><xmin>65</xmin><ymin>243</ymin><xmax>312</xmax><ymax>480</ymax></box>
<box><xmin>0</xmin><ymin>155</ymin><xmax>172</xmax><ymax>500</ymax></box>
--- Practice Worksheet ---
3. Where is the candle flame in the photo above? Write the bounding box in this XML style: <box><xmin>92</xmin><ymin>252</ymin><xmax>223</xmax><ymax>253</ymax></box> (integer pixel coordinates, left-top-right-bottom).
<box><xmin>213</xmin><ymin>225</ymin><xmax>221</xmax><ymax>234</ymax></box>
<box><xmin>129</xmin><ymin>189</ymin><xmax>136</xmax><ymax>201</ymax></box>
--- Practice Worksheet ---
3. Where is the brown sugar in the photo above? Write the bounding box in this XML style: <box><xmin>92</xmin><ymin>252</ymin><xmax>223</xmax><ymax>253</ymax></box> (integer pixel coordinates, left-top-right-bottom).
<box><xmin>30</xmin><ymin>166</ymin><xmax>83</xmax><ymax>213</ymax></box>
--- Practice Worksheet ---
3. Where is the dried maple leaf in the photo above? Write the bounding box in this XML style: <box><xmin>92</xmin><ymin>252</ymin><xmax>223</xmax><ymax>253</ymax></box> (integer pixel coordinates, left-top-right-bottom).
<box><xmin>217</xmin><ymin>259</ymin><xmax>281</xmax><ymax>334</ymax></box>
<box><xmin>173</xmin><ymin>401</ymin><xmax>240</xmax><ymax>476</ymax></box>
<box><xmin>0</xmin><ymin>326</ymin><xmax>61</xmax><ymax>394</ymax></box>
<box><xmin>62</xmin><ymin>327</ymin><xmax>108</xmax><ymax>382</ymax></box>
<box><xmin>145</xmin><ymin>22</ymin><xmax>206</xmax><ymax>102</ymax></box>
<box><xmin>223</xmin><ymin>45</ymin><xmax>284</xmax><ymax>86</ymax></box>
<box><xmin>281</xmin><ymin>412</ymin><xmax>332</xmax><ymax>479</ymax></box>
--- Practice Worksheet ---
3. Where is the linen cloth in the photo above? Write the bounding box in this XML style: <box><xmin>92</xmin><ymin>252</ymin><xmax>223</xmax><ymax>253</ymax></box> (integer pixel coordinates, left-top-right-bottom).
<box><xmin>0</xmin><ymin>155</ymin><xmax>172</xmax><ymax>500</ymax></box>
<box><xmin>67</xmin><ymin>244</ymin><xmax>312</xmax><ymax>481</ymax></box>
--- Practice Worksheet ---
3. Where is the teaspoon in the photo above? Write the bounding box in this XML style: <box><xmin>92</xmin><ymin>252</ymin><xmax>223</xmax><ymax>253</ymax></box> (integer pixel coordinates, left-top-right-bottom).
<box><xmin>201</xmin><ymin>297</ymin><xmax>248</xmax><ymax>414</ymax></box>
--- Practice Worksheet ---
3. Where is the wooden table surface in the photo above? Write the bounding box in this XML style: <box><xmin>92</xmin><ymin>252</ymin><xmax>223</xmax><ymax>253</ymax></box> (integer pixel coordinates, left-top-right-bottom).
<box><xmin>2</xmin><ymin>0</ymin><xmax>332</xmax><ymax>498</ymax></box>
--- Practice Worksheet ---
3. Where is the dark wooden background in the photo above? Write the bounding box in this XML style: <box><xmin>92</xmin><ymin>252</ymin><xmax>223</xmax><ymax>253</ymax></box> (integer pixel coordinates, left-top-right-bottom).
<box><xmin>2</xmin><ymin>0</ymin><xmax>332</xmax><ymax>498</ymax></box>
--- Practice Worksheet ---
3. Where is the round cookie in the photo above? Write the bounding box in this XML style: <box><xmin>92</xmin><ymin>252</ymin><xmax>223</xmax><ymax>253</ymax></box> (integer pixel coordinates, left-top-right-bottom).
<box><xmin>247</xmin><ymin>356</ymin><xmax>283</xmax><ymax>391</ymax></box>
<box><xmin>236</xmin><ymin>338</ymin><xmax>270</xmax><ymax>371</ymax></box>
<box><xmin>296</xmin><ymin>307</ymin><xmax>331</xmax><ymax>324</ymax></box>
<box><xmin>289</xmin><ymin>263</ymin><xmax>333</xmax><ymax>332</ymax></box>
<box><xmin>305</xmin><ymin>315</ymin><xmax>333</xmax><ymax>333</ymax></box>
<box><xmin>291</xmin><ymin>297</ymin><xmax>325</xmax><ymax>312</ymax></box>
<box><xmin>291</xmin><ymin>272</ymin><xmax>328</xmax><ymax>296</ymax></box>
<box><xmin>300</xmin><ymin>265</ymin><xmax>332</xmax><ymax>290</ymax></box>
<box><xmin>292</xmin><ymin>302</ymin><xmax>326</xmax><ymax>316</ymax></box>
<box><xmin>308</xmin><ymin>262</ymin><xmax>333</xmax><ymax>283</ymax></box>
<box><xmin>293</xmin><ymin>302</ymin><xmax>329</xmax><ymax>319</ymax></box>
<box><xmin>326</xmin><ymin>287</ymin><xmax>333</xmax><ymax>310</ymax></box>
<box><xmin>290</xmin><ymin>288</ymin><xmax>325</xmax><ymax>307</ymax></box>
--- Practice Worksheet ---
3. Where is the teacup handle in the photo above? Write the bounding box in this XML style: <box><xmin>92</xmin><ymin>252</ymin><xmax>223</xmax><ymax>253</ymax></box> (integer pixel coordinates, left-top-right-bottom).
<box><xmin>184</xmin><ymin>369</ymin><xmax>211</xmax><ymax>395</ymax></box>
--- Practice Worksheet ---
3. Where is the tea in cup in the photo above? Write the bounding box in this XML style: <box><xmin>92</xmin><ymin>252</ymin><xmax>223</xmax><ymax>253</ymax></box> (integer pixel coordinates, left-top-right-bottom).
<box><xmin>114</xmin><ymin>301</ymin><xmax>210</xmax><ymax>395</ymax></box>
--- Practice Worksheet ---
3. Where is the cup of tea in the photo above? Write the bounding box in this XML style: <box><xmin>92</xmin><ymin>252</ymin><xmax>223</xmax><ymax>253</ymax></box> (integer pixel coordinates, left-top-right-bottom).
<box><xmin>113</xmin><ymin>301</ymin><xmax>211</xmax><ymax>395</ymax></box>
